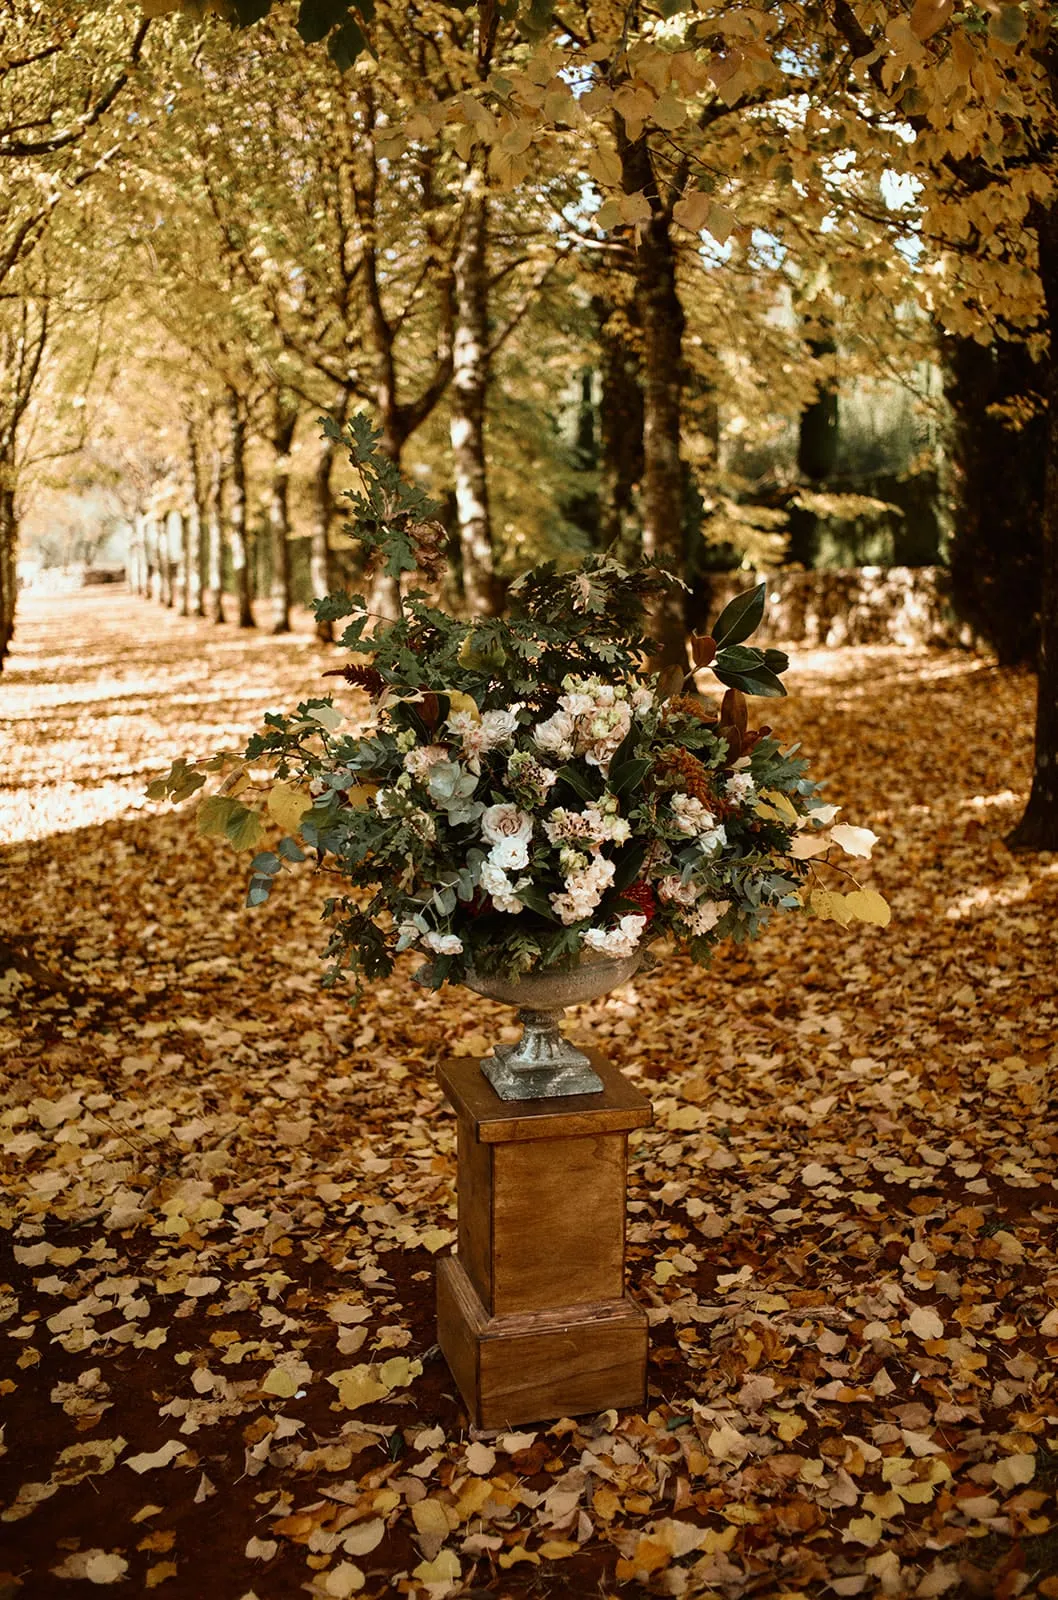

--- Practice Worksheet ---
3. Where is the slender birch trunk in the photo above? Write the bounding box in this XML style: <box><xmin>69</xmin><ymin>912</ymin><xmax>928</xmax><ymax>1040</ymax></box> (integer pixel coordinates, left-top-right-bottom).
<box><xmin>268</xmin><ymin>398</ymin><xmax>297</xmax><ymax>635</ymax></box>
<box><xmin>227</xmin><ymin>389</ymin><xmax>255</xmax><ymax>629</ymax></box>
<box><xmin>450</xmin><ymin>160</ymin><xmax>498</xmax><ymax>615</ymax></box>
<box><xmin>312</xmin><ymin>426</ymin><xmax>339</xmax><ymax>642</ymax></box>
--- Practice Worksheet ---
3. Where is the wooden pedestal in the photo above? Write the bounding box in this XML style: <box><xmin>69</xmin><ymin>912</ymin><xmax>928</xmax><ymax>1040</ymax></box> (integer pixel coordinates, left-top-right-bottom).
<box><xmin>437</xmin><ymin>1054</ymin><xmax>653</xmax><ymax>1430</ymax></box>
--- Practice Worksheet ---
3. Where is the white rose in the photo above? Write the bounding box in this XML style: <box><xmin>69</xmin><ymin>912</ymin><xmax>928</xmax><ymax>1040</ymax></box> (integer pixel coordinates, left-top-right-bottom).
<box><xmin>422</xmin><ymin>931</ymin><xmax>464</xmax><ymax>955</ymax></box>
<box><xmin>488</xmin><ymin>836</ymin><xmax>530</xmax><ymax>872</ymax></box>
<box><xmin>479</xmin><ymin>861</ymin><xmax>524</xmax><ymax>915</ymax></box>
<box><xmin>479</xmin><ymin>709</ymin><xmax>519</xmax><ymax>748</ymax></box>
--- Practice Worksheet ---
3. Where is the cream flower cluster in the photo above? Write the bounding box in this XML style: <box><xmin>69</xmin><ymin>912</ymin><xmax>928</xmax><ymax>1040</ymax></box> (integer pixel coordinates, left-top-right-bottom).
<box><xmin>533</xmin><ymin>676</ymin><xmax>650</xmax><ymax>772</ymax></box>
<box><xmin>670</xmin><ymin>793</ymin><xmax>727</xmax><ymax>854</ymax></box>
<box><xmin>448</xmin><ymin>707</ymin><xmax>519</xmax><ymax>772</ymax></box>
<box><xmin>477</xmin><ymin>803</ymin><xmax>535</xmax><ymax>916</ymax></box>
<box><xmin>550</xmin><ymin>854</ymin><xmax>615</xmax><ymax>925</ymax></box>
<box><xmin>583</xmin><ymin>913</ymin><xmax>647</xmax><ymax>960</ymax></box>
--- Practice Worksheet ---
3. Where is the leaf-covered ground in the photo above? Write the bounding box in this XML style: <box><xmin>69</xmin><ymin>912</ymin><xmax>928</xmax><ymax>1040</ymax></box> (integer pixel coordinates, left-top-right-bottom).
<box><xmin>2</xmin><ymin>590</ymin><xmax>1057</xmax><ymax>1600</ymax></box>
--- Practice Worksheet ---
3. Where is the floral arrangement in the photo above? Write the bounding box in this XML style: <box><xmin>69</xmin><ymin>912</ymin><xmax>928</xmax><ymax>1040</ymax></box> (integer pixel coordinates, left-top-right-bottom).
<box><xmin>150</xmin><ymin>417</ymin><xmax>889</xmax><ymax>996</ymax></box>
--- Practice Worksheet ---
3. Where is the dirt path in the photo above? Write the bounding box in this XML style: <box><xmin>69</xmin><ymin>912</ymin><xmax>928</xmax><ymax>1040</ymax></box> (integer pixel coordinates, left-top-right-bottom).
<box><xmin>1</xmin><ymin>590</ymin><xmax>1055</xmax><ymax>1600</ymax></box>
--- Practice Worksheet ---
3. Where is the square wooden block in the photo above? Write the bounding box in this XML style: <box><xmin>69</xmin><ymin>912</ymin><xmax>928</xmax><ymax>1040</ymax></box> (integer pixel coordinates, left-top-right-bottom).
<box><xmin>437</xmin><ymin>1255</ymin><xmax>648</xmax><ymax>1431</ymax></box>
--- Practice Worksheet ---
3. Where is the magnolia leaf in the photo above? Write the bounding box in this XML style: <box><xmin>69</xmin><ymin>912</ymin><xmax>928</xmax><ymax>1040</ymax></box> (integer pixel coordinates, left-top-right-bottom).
<box><xmin>654</xmin><ymin>665</ymin><xmax>686</xmax><ymax>704</ymax></box>
<box><xmin>712</xmin><ymin>582</ymin><xmax>766</xmax><ymax>648</ymax></box>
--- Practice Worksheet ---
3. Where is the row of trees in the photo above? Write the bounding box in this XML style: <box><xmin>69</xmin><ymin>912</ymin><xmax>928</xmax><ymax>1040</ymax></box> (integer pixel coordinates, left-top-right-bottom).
<box><xmin>3</xmin><ymin>0</ymin><xmax>1056</xmax><ymax>845</ymax></box>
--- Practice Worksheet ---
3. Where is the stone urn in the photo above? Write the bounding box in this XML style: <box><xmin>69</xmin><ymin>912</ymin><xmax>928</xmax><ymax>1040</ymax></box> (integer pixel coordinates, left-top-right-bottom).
<box><xmin>462</xmin><ymin>952</ymin><xmax>641</xmax><ymax>1100</ymax></box>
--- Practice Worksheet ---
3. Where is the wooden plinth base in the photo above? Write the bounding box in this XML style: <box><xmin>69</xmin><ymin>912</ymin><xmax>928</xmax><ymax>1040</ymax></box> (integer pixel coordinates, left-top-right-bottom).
<box><xmin>437</xmin><ymin>1054</ymin><xmax>653</xmax><ymax>1429</ymax></box>
<box><xmin>438</xmin><ymin>1255</ymin><xmax>647</xmax><ymax>1430</ymax></box>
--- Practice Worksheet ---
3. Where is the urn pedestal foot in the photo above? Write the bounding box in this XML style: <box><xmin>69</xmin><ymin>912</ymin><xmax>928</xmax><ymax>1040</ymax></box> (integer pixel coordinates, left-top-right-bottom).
<box><xmin>436</xmin><ymin>1054</ymin><xmax>653</xmax><ymax>1429</ymax></box>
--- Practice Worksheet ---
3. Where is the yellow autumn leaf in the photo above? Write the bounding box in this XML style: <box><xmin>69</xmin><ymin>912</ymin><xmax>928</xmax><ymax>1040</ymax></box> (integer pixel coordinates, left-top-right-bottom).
<box><xmin>411</xmin><ymin>1499</ymin><xmax>452</xmax><ymax>1540</ymax></box>
<box><xmin>413</xmin><ymin>1552</ymin><xmax>461</xmax><ymax>1584</ymax></box>
<box><xmin>267</xmin><ymin>781</ymin><xmax>313</xmax><ymax>834</ymax></box>
<box><xmin>809</xmin><ymin>887</ymin><xmax>855</xmax><ymax>925</ymax></box>
<box><xmin>343</xmin><ymin>782</ymin><xmax>378</xmax><ymax>809</ymax></box>
<box><xmin>994</xmin><ymin>1453</ymin><xmax>1036</xmax><ymax>1491</ymax></box>
<box><xmin>260</xmin><ymin>1367</ymin><xmax>298</xmax><ymax>1398</ymax></box>
<box><xmin>378</xmin><ymin>1356</ymin><xmax>421</xmax><ymax>1390</ymax></box>
<box><xmin>497</xmin><ymin>1547</ymin><xmax>540</xmax><ymax>1569</ymax></box>
<box><xmin>756</xmin><ymin>789</ymin><xmax>799</xmax><ymax>824</ymax></box>
<box><xmin>842</xmin><ymin>1513</ymin><xmax>883</xmax><ymax>1545</ymax></box>
<box><xmin>326</xmin><ymin>1366</ymin><xmax>389</xmax><ymax>1410</ymax></box>
<box><xmin>419</xmin><ymin>1227</ymin><xmax>455</xmax><ymax>1254</ymax></box>
<box><xmin>445</xmin><ymin>689</ymin><xmax>480</xmax><ymax>719</ymax></box>
<box><xmin>845</xmin><ymin>888</ymin><xmax>892</xmax><ymax>926</ymax></box>
<box><xmin>537</xmin><ymin>1541</ymin><xmax>578</xmax><ymax>1559</ymax></box>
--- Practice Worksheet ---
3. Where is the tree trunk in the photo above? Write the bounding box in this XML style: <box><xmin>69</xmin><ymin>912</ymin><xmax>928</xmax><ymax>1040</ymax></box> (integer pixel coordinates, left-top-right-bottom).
<box><xmin>206</xmin><ymin>446</ymin><xmax>226</xmax><ymax>624</ymax></box>
<box><xmin>186</xmin><ymin>421</ymin><xmax>206</xmax><ymax>618</ymax></box>
<box><xmin>0</xmin><ymin>479</ymin><xmax>16</xmax><ymax>668</ymax></box>
<box><xmin>178</xmin><ymin>510</ymin><xmax>191</xmax><ymax>616</ymax></box>
<box><xmin>269</xmin><ymin>398</ymin><xmax>297</xmax><ymax>635</ymax></box>
<box><xmin>789</xmin><ymin>332</ymin><xmax>840</xmax><ymax>569</ymax></box>
<box><xmin>618</xmin><ymin>133</ymin><xmax>687</xmax><ymax>669</ymax></box>
<box><xmin>160</xmin><ymin>514</ymin><xmax>175</xmax><ymax>608</ymax></box>
<box><xmin>450</xmin><ymin>162</ymin><xmax>498</xmax><ymax>616</ymax></box>
<box><xmin>312</xmin><ymin>427</ymin><xmax>339</xmax><ymax>642</ymax></box>
<box><xmin>1008</xmin><ymin>200</ymin><xmax>1058</xmax><ymax>850</ymax></box>
<box><xmin>145</xmin><ymin>516</ymin><xmax>160</xmax><ymax>602</ymax></box>
<box><xmin>227</xmin><ymin>390</ymin><xmax>255</xmax><ymax>629</ymax></box>
<box><xmin>944</xmin><ymin>334</ymin><xmax>1044</xmax><ymax>668</ymax></box>
<box><xmin>129</xmin><ymin>513</ymin><xmax>147</xmax><ymax>596</ymax></box>
<box><xmin>595</xmin><ymin>292</ymin><xmax>644</xmax><ymax>553</ymax></box>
